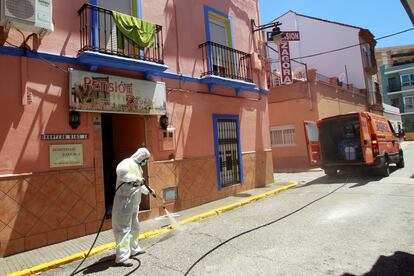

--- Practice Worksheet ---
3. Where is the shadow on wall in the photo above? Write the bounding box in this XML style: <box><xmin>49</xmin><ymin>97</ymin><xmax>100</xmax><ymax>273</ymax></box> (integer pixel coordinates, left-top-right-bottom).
<box><xmin>342</xmin><ymin>251</ymin><xmax>414</xmax><ymax>276</ymax></box>
<box><xmin>162</xmin><ymin>0</ymin><xmax>256</xmax><ymax>77</ymax></box>
<box><xmin>253</xmin><ymin>97</ymin><xmax>268</xmax><ymax>187</ymax></box>
<box><xmin>0</xmin><ymin>83</ymin><xmax>60</xmax><ymax>173</ymax></box>
<box><xmin>168</xmin><ymin>90</ymin><xmax>217</xmax><ymax>207</ymax></box>
<box><xmin>0</xmin><ymin>64</ymin><xmax>99</xmax><ymax>256</ymax></box>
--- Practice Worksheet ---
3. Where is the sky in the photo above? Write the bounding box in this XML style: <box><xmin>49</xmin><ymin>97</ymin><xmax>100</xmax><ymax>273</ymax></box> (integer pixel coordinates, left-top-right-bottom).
<box><xmin>258</xmin><ymin>0</ymin><xmax>414</xmax><ymax>48</ymax></box>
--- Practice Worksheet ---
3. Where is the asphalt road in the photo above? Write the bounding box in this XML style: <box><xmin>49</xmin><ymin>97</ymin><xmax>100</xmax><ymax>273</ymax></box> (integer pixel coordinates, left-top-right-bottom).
<box><xmin>43</xmin><ymin>142</ymin><xmax>414</xmax><ymax>276</ymax></box>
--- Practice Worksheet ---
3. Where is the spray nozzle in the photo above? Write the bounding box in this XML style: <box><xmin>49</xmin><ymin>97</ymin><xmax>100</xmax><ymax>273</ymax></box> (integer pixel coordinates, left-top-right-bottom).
<box><xmin>141</xmin><ymin>180</ymin><xmax>157</xmax><ymax>198</ymax></box>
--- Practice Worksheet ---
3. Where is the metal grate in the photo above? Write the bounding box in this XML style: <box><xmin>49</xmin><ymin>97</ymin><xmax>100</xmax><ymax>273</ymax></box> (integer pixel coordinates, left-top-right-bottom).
<box><xmin>199</xmin><ymin>41</ymin><xmax>252</xmax><ymax>82</ymax></box>
<box><xmin>217</xmin><ymin>119</ymin><xmax>240</xmax><ymax>187</ymax></box>
<box><xmin>78</xmin><ymin>3</ymin><xmax>164</xmax><ymax>64</ymax></box>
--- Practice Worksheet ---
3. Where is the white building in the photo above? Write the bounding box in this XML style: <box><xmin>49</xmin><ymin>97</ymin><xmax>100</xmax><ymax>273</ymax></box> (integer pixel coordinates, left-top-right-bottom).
<box><xmin>266</xmin><ymin>11</ymin><xmax>378</xmax><ymax>105</ymax></box>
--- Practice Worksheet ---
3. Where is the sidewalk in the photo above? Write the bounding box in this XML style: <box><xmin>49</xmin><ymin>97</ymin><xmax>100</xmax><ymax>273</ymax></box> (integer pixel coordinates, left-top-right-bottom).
<box><xmin>1</xmin><ymin>179</ymin><xmax>298</xmax><ymax>276</ymax></box>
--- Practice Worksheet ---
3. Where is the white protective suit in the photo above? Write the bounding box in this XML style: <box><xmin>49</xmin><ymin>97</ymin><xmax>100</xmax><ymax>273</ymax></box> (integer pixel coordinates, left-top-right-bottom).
<box><xmin>112</xmin><ymin>148</ymin><xmax>150</xmax><ymax>264</ymax></box>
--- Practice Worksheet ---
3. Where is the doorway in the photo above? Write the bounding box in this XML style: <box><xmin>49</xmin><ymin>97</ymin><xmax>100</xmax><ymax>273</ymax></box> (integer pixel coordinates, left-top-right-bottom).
<box><xmin>101</xmin><ymin>113</ymin><xmax>150</xmax><ymax>218</ymax></box>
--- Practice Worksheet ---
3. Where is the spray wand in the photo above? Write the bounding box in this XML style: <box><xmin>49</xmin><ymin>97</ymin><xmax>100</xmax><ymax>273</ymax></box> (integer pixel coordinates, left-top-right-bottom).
<box><xmin>141</xmin><ymin>179</ymin><xmax>167</xmax><ymax>209</ymax></box>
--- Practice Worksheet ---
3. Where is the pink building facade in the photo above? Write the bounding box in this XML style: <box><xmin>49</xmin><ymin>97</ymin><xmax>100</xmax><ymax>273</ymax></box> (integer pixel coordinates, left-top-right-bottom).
<box><xmin>0</xmin><ymin>0</ymin><xmax>273</xmax><ymax>256</ymax></box>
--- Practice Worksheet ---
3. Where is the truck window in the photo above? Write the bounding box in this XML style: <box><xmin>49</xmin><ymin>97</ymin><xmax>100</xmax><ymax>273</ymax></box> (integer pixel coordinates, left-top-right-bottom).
<box><xmin>388</xmin><ymin>121</ymin><xmax>398</xmax><ymax>136</ymax></box>
<box><xmin>306</xmin><ymin>123</ymin><xmax>319</xmax><ymax>142</ymax></box>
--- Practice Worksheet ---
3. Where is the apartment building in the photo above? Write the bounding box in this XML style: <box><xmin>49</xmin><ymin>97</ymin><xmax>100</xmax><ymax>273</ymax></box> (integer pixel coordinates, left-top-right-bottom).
<box><xmin>0</xmin><ymin>0</ymin><xmax>273</xmax><ymax>256</ymax></box>
<box><xmin>377</xmin><ymin>44</ymin><xmax>414</xmax><ymax>133</ymax></box>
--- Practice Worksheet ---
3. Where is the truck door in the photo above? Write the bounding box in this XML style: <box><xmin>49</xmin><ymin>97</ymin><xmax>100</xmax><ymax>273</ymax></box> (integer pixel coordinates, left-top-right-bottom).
<box><xmin>387</xmin><ymin>120</ymin><xmax>400</xmax><ymax>153</ymax></box>
<box><xmin>304</xmin><ymin>121</ymin><xmax>321</xmax><ymax>166</ymax></box>
<box><xmin>360</xmin><ymin>115</ymin><xmax>374</xmax><ymax>164</ymax></box>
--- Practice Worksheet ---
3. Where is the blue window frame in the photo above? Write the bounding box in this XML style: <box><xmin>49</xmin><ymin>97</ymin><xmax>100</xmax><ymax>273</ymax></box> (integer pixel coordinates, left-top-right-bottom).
<box><xmin>203</xmin><ymin>5</ymin><xmax>237</xmax><ymax>77</ymax></box>
<box><xmin>212</xmin><ymin>114</ymin><xmax>243</xmax><ymax>190</ymax></box>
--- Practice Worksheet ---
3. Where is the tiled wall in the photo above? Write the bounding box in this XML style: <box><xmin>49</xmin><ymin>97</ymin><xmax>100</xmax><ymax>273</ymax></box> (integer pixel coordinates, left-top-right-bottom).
<box><xmin>0</xmin><ymin>148</ymin><xmax>273</xmax><ymax>257</ymax></box>
<box><xmin>0</xmin><ymin>169</ymin><xmax>107</xmax><ymax>257</ymax></box>
<box><xmin>147</xmin><ymin>150</ymin><xmax>274</xmax><ymax>214</ymax></box>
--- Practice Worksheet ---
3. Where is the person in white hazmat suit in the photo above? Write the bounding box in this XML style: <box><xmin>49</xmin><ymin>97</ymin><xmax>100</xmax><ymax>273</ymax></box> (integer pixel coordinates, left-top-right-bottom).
<box><xmin>112</xmin><ymin>147</ymin><xmax>152</xmax><ymax>264</ymax></box>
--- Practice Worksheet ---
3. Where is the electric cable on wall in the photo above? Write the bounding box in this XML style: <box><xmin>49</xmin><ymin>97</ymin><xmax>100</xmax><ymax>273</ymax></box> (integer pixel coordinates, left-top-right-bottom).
<box><xmin>265</xmin><ymin>27</ymin><xmax>414</xmax><ymax>60</ymax></box>
<box><xmin>290</xmin><ymin>27</ymin><xmax>414</xmax><ymax>61</ymax></box>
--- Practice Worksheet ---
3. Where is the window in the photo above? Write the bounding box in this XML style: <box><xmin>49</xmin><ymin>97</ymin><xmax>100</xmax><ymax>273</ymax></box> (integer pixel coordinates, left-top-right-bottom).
<box><xmin>390</xmin><ymin>98</ymin><xmax>400</xmax><ymax>108</ymax></box>
<box><xmin>209</xmin><ymin>17</ymin><xmax>229</xmax><ymax>46</ymax></box>
<box><xmin>205</xmin><ymin>7</ymin><xmax>235</xmax><ymax>78</ymax></box>
<box><xmin>401</xmin><ymin>74</ymin><xmax>414</xmax><ymax>87</ymax></box>
<box><xmin>270</xmin><ymin>125</ymin><xmax>296</xmax><ymax>147</ymax></box>
<box><xmin>388</xmin><ymin>77</ymin><xmax>400</xmax><ymax>92</ymax></box>
<box><xmin>404</xmin><ymin>96</ymin><xmax>414</xmax><ymax>109</ymax></box>
<box><xmin>213</xmin><ymin>115</ymin><xmax>243</xmax><ymax>189</ymax></box>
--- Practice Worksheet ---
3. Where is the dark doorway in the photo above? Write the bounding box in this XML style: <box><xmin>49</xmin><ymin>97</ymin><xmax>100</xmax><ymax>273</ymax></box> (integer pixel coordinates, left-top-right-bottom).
<box><xmin>101</xmin><ymin>113</ymin><xmax>150</xmax><ymax>217</ymax></box>
<box><xmin>101</xmin><ymin>113</ymin><xmax>117</xmax><ymax>218</ymax></box>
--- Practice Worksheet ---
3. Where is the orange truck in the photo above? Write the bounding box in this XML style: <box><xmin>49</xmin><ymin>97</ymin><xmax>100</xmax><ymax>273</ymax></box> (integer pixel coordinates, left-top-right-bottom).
<box><xmin>304</xmin><ymin>112</ymin><xmax>404</xmax><ymax>177</ymax></box>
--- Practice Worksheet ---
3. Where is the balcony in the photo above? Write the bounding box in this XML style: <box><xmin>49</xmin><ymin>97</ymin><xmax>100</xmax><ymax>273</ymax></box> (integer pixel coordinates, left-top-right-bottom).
<box><xmin>199</xmin><ymin>41</ymin><xmax>255</xmax><ymax>93</ymax></box>
<box><xmin>389</xmin><ymin>84</ymin><xmax>402</xmax><ymax>92</ymax></box>
<box><xmin>77</xmin><ymin>4</ymin><xmax>167</xmax><ymax>74</ymax></box>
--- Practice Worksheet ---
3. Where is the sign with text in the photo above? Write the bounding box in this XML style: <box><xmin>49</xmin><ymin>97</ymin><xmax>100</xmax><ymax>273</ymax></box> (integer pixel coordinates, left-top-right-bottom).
<box><xmin>42</xmin><ymin>133</ymin><xmax>89</xmax><ymax>141</ymax></box>
<box><xmin>266</xmin><ymin>31</ymin><xmax>301</xmax><ymax>42</ymax></box>
<box><xmin>69</xmin><ymin>69</ymin><xmax>166</xmax><ymax>115</ymax></box>
<box><xmin>50</xmin><ymin>144</ymin><xmax>83</xmax><ymax>168</ymax></box>
<box><xmin>282</xmin><ymin>31</ymin><xmax>300</xmax><ymax>41</ymax></box>
<box><xmin>279</xmin><ymin>41</ymin><xmax>293</xmax><ymax>84</ymax></box>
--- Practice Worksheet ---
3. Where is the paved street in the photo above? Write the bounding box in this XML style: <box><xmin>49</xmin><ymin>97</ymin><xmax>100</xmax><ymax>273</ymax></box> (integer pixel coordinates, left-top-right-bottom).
<box><xmin>42</xmin><ymin>142</ymin><xmax>414</xmax><ymax>276</ymax></box>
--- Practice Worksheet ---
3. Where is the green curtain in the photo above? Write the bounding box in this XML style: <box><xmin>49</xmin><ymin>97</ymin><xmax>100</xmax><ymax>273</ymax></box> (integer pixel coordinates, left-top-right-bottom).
<box><xmin>112</xmin><ymin>10</ymin><xmax>156</xmax><ymax>49</ymax></box>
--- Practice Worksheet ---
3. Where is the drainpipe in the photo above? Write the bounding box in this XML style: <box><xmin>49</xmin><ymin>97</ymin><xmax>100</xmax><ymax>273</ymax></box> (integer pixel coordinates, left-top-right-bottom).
<box><xmin>173</xmin><ymin>0</ymin><xmax>181</xmax><ymax>74</ymax></box>
<box><xmin>304</xmin><ymin>63</ymin><xmax>313</xmax><ymax>111</ymax></box>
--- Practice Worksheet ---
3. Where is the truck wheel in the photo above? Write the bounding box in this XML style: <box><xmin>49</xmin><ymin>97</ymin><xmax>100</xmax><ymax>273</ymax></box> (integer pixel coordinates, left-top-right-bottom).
<box><xmin>325</xmin><ymin>169</ymin><xmax>338</xmax><ymax>177</ymax></box>
<box><xmin>396</xmin><ymin>154</ymin><xmax>405</xmax><ymax>168</ymax></box>
<box><xmin>379</xmin><ymin>160</ymin><xmax>390</xmax><ymax>177</ymax></box>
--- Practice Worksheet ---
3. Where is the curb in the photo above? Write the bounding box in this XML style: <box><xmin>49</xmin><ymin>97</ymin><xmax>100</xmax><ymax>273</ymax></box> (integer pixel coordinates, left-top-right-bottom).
<box><xmin>6</xmin><ymin>181</ymin><xmax>298</xmax><ymax>276</ymax></box>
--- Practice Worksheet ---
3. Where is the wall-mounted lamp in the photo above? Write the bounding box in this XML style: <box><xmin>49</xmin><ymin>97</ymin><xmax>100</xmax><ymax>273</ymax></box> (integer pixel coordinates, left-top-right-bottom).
<box><xmin>159</xmin><ymin>115</ymin><xmax>169</xmax><ymax>130</ymax></box>
<box><xmin>69</xmin><ymin>110</ymin><xmax>80</xmax><ymax>129</ymax></box>
<box><xmin>251</xmin><ymin>20</ymin><xmax>283</xmax><ymax>46</ymax></box>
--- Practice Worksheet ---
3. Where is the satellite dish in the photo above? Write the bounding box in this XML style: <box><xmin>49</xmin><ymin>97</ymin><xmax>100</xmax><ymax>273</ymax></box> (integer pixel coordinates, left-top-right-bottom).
<box><xmin>338</xmin><ymin>72</ymin><xmax>347</xmax><ymax>83</ymax></box>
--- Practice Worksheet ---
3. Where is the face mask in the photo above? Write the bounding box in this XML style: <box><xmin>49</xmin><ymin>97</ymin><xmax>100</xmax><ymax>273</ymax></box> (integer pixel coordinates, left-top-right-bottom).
<box><xmin>140</xmin><ymin>159</ymin><xmax>148</xmax><ymax>167</ymax></box>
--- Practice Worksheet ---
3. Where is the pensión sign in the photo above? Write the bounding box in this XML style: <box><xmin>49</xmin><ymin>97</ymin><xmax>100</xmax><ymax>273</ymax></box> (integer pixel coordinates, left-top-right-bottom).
<box><xmin>279</xmin><ymin>31</ymin><xmax>300</xmax><ymax>84</ymax></box>
<box><xmin>69</xmin><ymin>69</ymin><xmax>166</xmax><ymax>115</ymax></box>
<box><xmin>283</xmin><ymin>31</ymin><xmax>300</xmax><ymax>41</ymax></box>
<box><xmin>279</xmin><ymin>41</ymin><xmax>293</xmax><ymax>84</ymax></box>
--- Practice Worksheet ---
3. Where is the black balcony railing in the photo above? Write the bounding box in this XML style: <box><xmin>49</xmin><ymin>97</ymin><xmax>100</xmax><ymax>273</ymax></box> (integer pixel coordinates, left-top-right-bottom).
<box><xmin>199</xmin><ymin>41</ymin><xmax>252</xmax><ymax>83</ymax></box>
<box><xmin>389</xmin><ymin>84</ymin><xmax>401</xmax><ymax>92</ymax></box>
<box><xmin>78</xmin><ymin>4</ymin><xmax>164</xmax><ymax>64</ymax></box>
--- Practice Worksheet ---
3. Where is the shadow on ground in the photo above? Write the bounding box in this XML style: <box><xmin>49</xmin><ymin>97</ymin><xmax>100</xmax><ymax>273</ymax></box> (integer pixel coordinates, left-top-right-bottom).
<box><xmin>342</xmin><ymin>251</ymin><xmax>414</xmax><ymax>276</ymax></box>
<box><xmin>298</xmin><ymin>166</ymin><xmax>399</xmax><ymax>188</ymax></box>
<box><xmin>232</xmin><ymin>193</ymin><xmax>252</xmax><ymax>197</ymax></box>
<box><xmin>74</xmin><ymin>255</ymin><xmax>141</xmax><ymax>275</ymax></box>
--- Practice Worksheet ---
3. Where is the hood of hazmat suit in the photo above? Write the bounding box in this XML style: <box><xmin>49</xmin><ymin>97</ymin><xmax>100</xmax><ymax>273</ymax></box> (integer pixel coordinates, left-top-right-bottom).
<box><xmin>131</xmin><ymin>147</ymin><xmax>150</xmax><ymax>165</ymax></box>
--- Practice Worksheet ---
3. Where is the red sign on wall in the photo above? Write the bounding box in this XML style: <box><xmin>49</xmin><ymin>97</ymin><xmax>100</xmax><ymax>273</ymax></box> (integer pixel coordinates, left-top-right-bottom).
<box><xmin>279</xmin><ymin>41</ymin><xmax>293</xmax><ymax>84</ymax></box>
<box><xmin>282</xmin><ymin>31</ymin><xmax>300</xmax><ymax>41</ymax></box>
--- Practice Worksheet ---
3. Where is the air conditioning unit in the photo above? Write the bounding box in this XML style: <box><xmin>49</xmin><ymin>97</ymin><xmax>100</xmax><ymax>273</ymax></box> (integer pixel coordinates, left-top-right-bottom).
<box><xmin>1</xmin><ymin>0</ymin><xmax>53</xmax><ymax>38</ymax></box>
